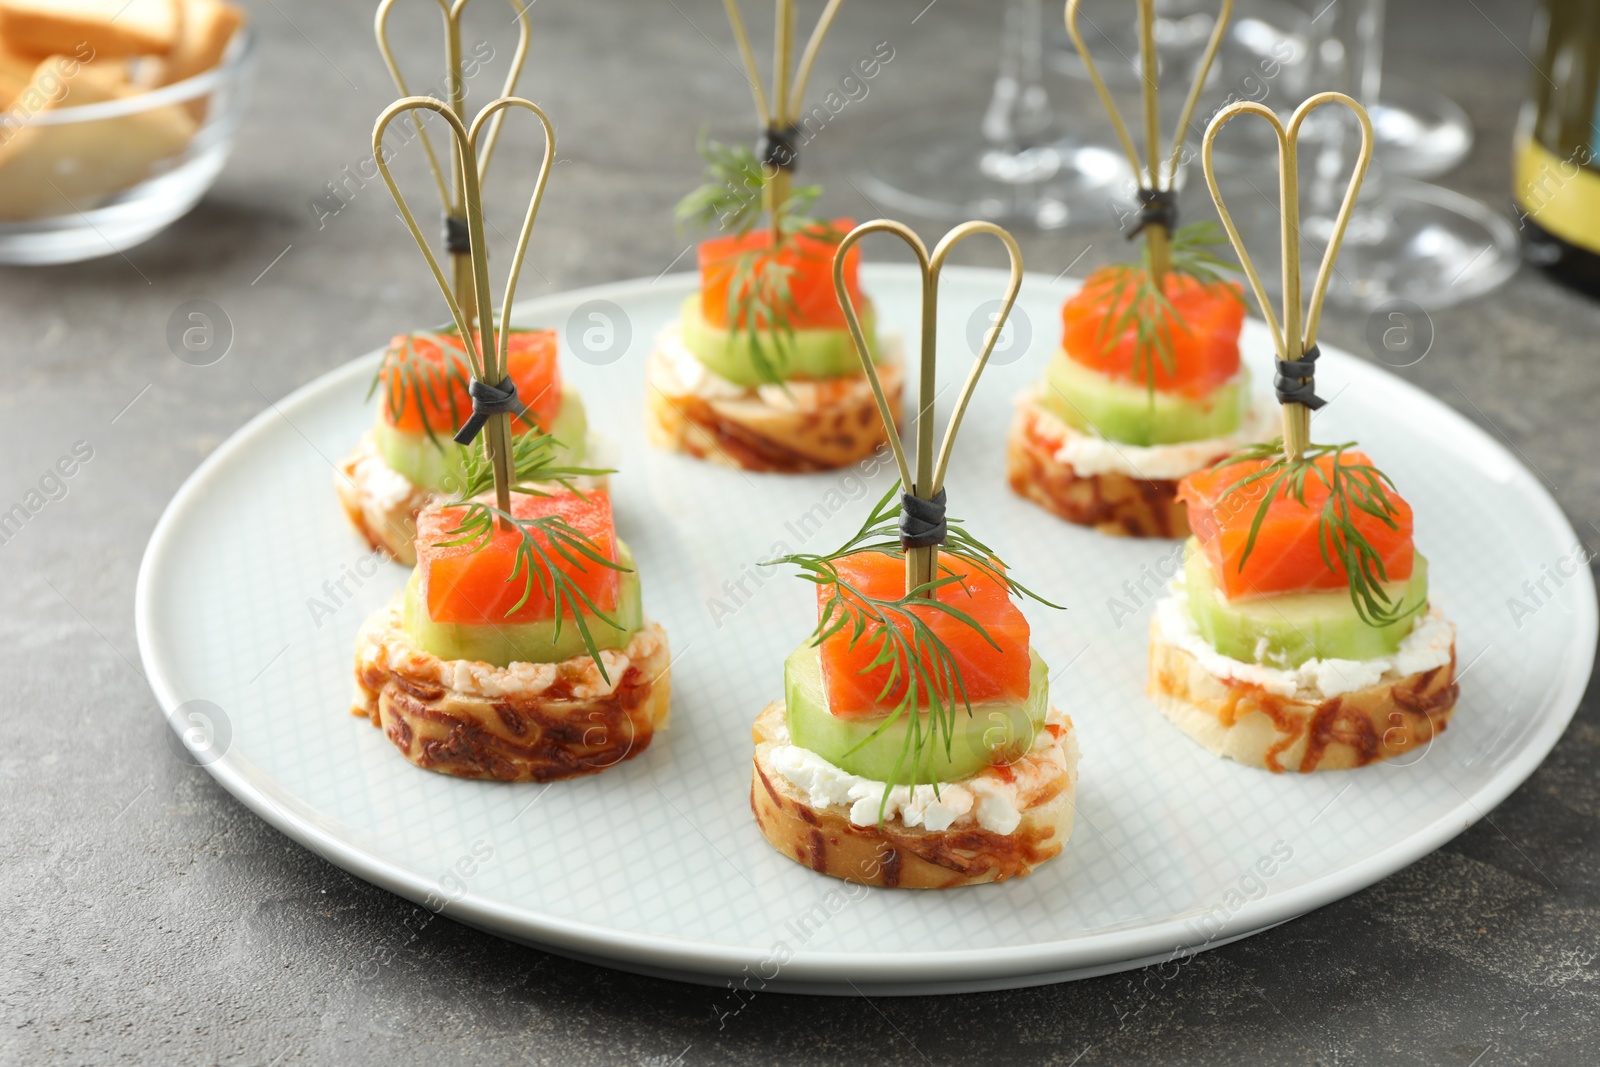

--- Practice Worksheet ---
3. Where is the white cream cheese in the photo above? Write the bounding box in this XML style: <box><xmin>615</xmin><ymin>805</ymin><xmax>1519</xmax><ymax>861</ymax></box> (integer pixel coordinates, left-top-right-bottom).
<box><xmin>765</xmin><ymin>708</ymin><xmax>1077</xmax><ymax>835</ymax></box>
<box><xmin>653</xmin><ymin>322</ymin><xmax>748</xmax><ymax>400</ymax></box>
<box><xmin>347</xmin><ymin>431</ymin><xmax>421</xmax><ymax>511</ymax></box>
<box><xmin>355</xmin><ymin>597</ymin><xmax>666</xmax><ymax>701</ymax></box>
<box><xmin>1155</xmin><ymin>583</ymin><xmax>1456</xmax><ymax>699</ymax></box>
<box><xmin>652</xmin><ymin>320</ymin><xmax>903</xmax><ymax>412</ymax></box>
<box><xmin>1020</xmin><ymin>384</ymin><xmax>1279</xmax><ymax>480</ymax></box>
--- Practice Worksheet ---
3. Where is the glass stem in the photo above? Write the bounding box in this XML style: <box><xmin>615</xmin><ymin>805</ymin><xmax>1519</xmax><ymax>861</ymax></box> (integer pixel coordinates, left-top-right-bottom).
<box><xmin>1311</xmin><ymin>0</ymin><xmax>1388</xmax><ymax>225</ymax></box>
<box><xmin>982</xmin><ymin>0</ymin><xmax>1051</xmax><ymax>149</ymax></box>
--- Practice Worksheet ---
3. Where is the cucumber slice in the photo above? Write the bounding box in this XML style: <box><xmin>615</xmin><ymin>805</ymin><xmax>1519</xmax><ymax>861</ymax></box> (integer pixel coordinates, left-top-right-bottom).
<box><xmin>784</xmin><ymin>642</ymin><xmax>1049</xmax><ymax>785</ymax></box>
<box><xmin>373</xmin><ymin>388</ymin><xmax>588</xmax><ymax>493</ymax></box>
<box><xmin>405</xmin><ymin>540</ymin><xmax>643</xmax><ymax>667</ymax></box>
<box><xmin>1040</xmin><ymin>352</ymin><xmax>1248</xmax><ymax>446</ymax></box>
<box><xmin>1183</xmin><ymin>539</ymin><xmax>1429</xmax><ymax>667</ymax></box>
<box><xmin>678</xmin><ymin>295</ymin><xmax>879</xmax><ymax>386</ymax></box>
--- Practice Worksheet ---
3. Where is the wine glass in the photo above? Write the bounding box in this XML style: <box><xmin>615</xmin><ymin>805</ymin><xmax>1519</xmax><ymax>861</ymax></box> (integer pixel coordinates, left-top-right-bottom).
<box><xmin>1301</xmin><ymin>0</ymin><xmax>1517</xmax><ymax>308</ymax></box>
<box><xmin>1157</xmin><ymin>0</ymin><xmax>1472</xmax><ymax>179</ymax></box>
<box><xmin>854</xmin><ymin>0</ymin><xmax>1131</xmax><ymax>230</ymax></box>
<box><xmin>1054</xmin><ymin>0</ymin><xmax>1326</xmax><ymax>222</ymax></box>
<box><xmin>1371</xmin><ymin>75</ymin><xmax>1473</xmax><ymax>180</ymax></box>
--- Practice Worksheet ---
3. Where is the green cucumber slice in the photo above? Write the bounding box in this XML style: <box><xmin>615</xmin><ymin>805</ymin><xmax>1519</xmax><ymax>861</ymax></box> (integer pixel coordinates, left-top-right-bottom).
<box><xmin>678</xmin><ymin>295</ymin><xmax>879</xmax><ymax>386</ymax></box>
<box><xmin>1040</xmin><ymin>352</ymin><xmax>1248</xmax><ymax>446</ymax></box>
<box><xmin>404</xmin><ymin>540</ymin><xmax>642</xmax><ymax>667</ymax></box>
<box><xmin>373</xmin><ymin>388</ymin><xmax>588</xmax><ymax>493</ymax></box>
<box><xmin>784</xmin><ymin>642</ymin><xmax>1049</xmax><ymax>785</ymax></box>
<box><xmin>1183</xmin><ymin>539</ymin><xmax>1429</xmax><ymax>668</ymax></box>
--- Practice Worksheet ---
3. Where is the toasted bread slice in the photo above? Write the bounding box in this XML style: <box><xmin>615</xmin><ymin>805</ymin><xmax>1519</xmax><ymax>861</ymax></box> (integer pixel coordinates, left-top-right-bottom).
<box><xmin>0</xmin><ymin>43</ymin><xmax>35</xmax><ymax>106</ymax></box>
<box><xmin>1148</xmin><ymin>613</ymin><xmax>1460</xmax><ymax>772</ymax></box>
<box><xmin>148</xmin><ymin>0</ymin><xmax>241</xmax><ymax>118</ymax></box>
<box><xmin>0</xmin><ymin>0</ymin><xmax>181</xmax><ymax>58</ymax></box>
<box><xmin>354</xmin><ymin>597</ymin><xmax>672</xmax><ymax>782</ymax></box>
<box><xmin>0</xmin><ymin>56</ymin><xmax>194</xmax><ymax>220</ymax></box>
<box><xmin>1007</xmin><ymin>406</ymin><xmax>1189</xmax><ymax>538</ymax></box>
<box><xmin>644</xmin><ymin>338</ymin><xmax>902</xmax><ymax>474</ymax></box>
<box><xmin>156</xmin><ymin>0</ymin><xmax>241</xmax><ymax>84</ymax></box>
<box><xmin>750</xmin><ymin>702</ymin><xmax>1077</xmax><ymax>888</ymax></box>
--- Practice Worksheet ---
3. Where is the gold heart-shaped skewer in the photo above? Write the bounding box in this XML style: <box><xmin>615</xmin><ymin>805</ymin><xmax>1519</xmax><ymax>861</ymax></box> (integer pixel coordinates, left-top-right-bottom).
<box><xmin>375</xmin><ymin>0</ymin><xmax>532</xmax><ymax>318</ymax></box>
<box><xmin>721</xmin><ymin>0</ymin><xmax>846</xmax><ymax>243</ymax></box>
<box><xmin>1066</xmin><ymin>0</ymin><xmax>1232</xmax><ymax>275</ymax></box>
<box><xmin>1201</xmin><ymin>91</ymin><xmax>1375</xmax><ymax>461</ymax></box>
<box><xmin>372</xmin><ymin>94</ymin><xmax>556</xmax><ymax>522</ymax></box>
<box><xmin>833</xmin><ymin>220</ymin><xmax>1024</xmax><ymax>596</ymax></box>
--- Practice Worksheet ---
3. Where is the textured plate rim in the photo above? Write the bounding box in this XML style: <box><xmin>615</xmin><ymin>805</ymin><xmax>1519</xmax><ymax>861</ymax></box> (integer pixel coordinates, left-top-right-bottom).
<box><xmin>135</xmin><ymin>266</ymin><xmax>1598</xmax><ymax>991</ymax></box>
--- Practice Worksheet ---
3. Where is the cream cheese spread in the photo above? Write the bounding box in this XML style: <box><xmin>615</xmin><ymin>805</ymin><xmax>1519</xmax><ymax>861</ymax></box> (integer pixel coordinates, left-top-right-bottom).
<box><xmin>1155</xmin><ymin>583</ymin><xmax>1455</xmax><ymax>699</ymax></box>
<box><xmin>765</xmin><ymin>708</ymin><xmax>1078</xmax><ymax>835</ymax></box>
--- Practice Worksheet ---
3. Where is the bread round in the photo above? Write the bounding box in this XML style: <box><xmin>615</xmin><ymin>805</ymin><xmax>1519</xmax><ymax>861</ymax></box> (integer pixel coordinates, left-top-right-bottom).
<box><xmin>335</xmin><ymin>433</ymin><xmax>432</xmax><ymax>565</ymax></box>
<box><xmin>353</xmin><ymin>596</ymin><xmax>671</xmax><ymax>781</ymax></box>
<box><xmin>1006</xmin><ymin>387</ymin><xmax>1277</xmax><ymax>539</ymax></box>
<box><xmin>749</xmin><ymin>702</ymin><xmax>1077</xmax><ymax>888</ymax></box>
<box><xmin>644</xmin><ymin>341</ymin><xmax>902</xmax><ymax>473</ymax></box>
<box><xmin>1007</xmin><ymin>389</ymin><xmax>1203</xmax><ymax>538</ymax></box>
<box><xmin>1147</xmin><ymin>614</ymin><xmax>1459</xmax><ymax>772</ymax></box>
<box><xmin>1007</xmin><ymin>411</ymin><xmax>1188</xmax><ymax>538</ymax></box>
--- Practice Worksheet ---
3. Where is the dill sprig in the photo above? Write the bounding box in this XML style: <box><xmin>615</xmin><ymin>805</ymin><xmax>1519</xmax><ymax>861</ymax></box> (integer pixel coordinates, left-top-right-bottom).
<box><xmin>434</xmin><ymin>504</ymin><xmax>629</xmax><ymax>682</ymax></box>
<box><xmin>437</xmin><ymin>430</ymin><xmax>624</xmax><ymax>679</ymax></box>
<box><xmin>449</xmin><ymin>428</ymin><xmax>612</xmax><ymax>501</ymax></box>
<box><xmin>674</xmin><ymin>133</ymin><xmax>772</xmax><ymax>235</ymax></box>
<box><xmin>1093</xmin><ymin>221</ymin><xmax>1241</xmax><ymax>400</ymax></box>
<box><xmin>770</xmin><ymin>486</ymin><xmax>1060</xmax><ymax>819</ymax></box>
<box><xmin>1214</xmin><ymin>439</ymin><xmax>1423</xmax><ymax>627</ymax></box>
<box><xmin>675</xmin><ymin>134</ymin><xmax>844</xmax><ymax>385</ymax></box>
<box><xmin>369</xmin><ymin>331</ymin><xmax>473</xmax><ymax>447</ymax></box>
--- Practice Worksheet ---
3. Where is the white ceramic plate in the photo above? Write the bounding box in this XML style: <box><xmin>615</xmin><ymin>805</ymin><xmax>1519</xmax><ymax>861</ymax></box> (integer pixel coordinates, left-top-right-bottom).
<box><xmin>136</xmin><ymin>265</ymin><xmax>1596</xmax><ymax>995</ymax></box>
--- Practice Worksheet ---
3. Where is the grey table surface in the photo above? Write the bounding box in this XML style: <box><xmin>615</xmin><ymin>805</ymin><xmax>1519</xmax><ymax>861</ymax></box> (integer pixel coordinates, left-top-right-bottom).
<box><xmin>5</xmin><ymin>0</ymin><xmax>1599</xmax><ymax>1063</ymax></box>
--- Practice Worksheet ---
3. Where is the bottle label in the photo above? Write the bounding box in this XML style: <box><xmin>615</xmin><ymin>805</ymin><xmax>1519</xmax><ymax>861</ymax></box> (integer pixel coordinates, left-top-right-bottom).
<box><xmin>1514</xmin><ymin>137</ymin><xmax>1600</xmax><ymax>252</ymax></box>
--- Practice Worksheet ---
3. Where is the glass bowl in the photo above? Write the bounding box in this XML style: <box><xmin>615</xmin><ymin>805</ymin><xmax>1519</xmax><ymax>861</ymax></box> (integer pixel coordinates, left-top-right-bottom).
<box><xmin>0</xmin><ymin>27</ymin><xmax>255</xmax><ymax>265</ymax></box>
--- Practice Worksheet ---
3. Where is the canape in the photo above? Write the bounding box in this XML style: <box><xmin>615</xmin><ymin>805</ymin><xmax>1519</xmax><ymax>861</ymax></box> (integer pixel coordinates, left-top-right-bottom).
<box><xmin>752</xmin><ymin>218</ymin><xmax>1075</xmax><ymax>887</ymax></box>
<box><xmin>354</xmin><ymin>466</ymin><xmax>670</xmax><ymax>781</ymax></box>
<box><xmin>1009</xmin><ymin>0</ymin><xmax>1269</xmax><ymax>539</ymax></box>
<box><xmin>338</xmin><ymin>327</ymin><xmax>589</xmax><ymax>565</ymax></box>
<box><xmin>347</xmin><ymin>15</ymin><xmax>564</xmax><ymax>566</ymax></box>
<box><xmin>1149</xmin><ymin>447</ymin><xmax>1457</xmax><ymax>772</ymax></box>
<box><xmin>753</xmin><ymin>546</ymin><xmax>1077</xmax><ymax>887</ymax></box>
<box><xmin>645</xmin><ymin>221</ymin><xmax>904</xmax><ymax>473</ymax></box>
<box><xmin>360</xmin><ymin>92</ymin><xmax>669</xmax><ymax>780</ymax></box>
<box><xmin>1154</xmin><ymin>90</ymin><xmax>1462</xmax><ymax>771</ymax></box>
<box><xmin>646</xmin><ymin>0</ymin><xmax>900</xmax><ymax>473</ymax></box>
<box><xmin>1008</xmin><ymin>251</ymin><xmax>1276</xmax><ymax>538</ymax></box>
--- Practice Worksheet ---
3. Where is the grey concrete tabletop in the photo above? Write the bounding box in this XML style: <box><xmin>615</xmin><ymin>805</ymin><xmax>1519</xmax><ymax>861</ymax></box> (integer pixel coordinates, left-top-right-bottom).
<box><xmin>5</xmin><ymin>0</ymin><xmax>1598</xmax><ymax>1063</ymax></box>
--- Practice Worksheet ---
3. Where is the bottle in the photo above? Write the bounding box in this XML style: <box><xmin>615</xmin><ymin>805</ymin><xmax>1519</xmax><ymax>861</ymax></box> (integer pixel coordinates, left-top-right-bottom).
<box><xmin>1515</xmin><ymin>0</ymin><xmax>1600</xmax><ymax>295</ymax></box>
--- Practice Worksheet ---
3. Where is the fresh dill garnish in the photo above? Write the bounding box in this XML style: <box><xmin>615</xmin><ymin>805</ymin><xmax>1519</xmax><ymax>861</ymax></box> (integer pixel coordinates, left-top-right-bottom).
<box><xmin>770</xmin><ymin>485</ymin><xmax>1060</xmax><ymax>820</ymax></box>
<box><xmin>437</xmin><ymin>430</ymin><xmax>624</xmax><ymax>679</ymax></box>
<box><xmin>674</xmin><ymin>133</ymin><xmax>771</xmax><ymax>235</ymax></box>
<box><xmin>448</xmin><ymin>428</ymin><xmax>612</xmax><ymax>500</ymax></box>
<box><xmin>674</xmin><ymin>133</ymin><xmax>843</xmax><ymax>386</ymax></box>
<box><xmin>1212</xmin><ymin>439</ymin><xmax>1423</xmax><ymax>627</ymax></box>
<box><xmin>1092</xmin><ymin>221</ymin><xmax>1242</xmax><ymax>401</ymax></box>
